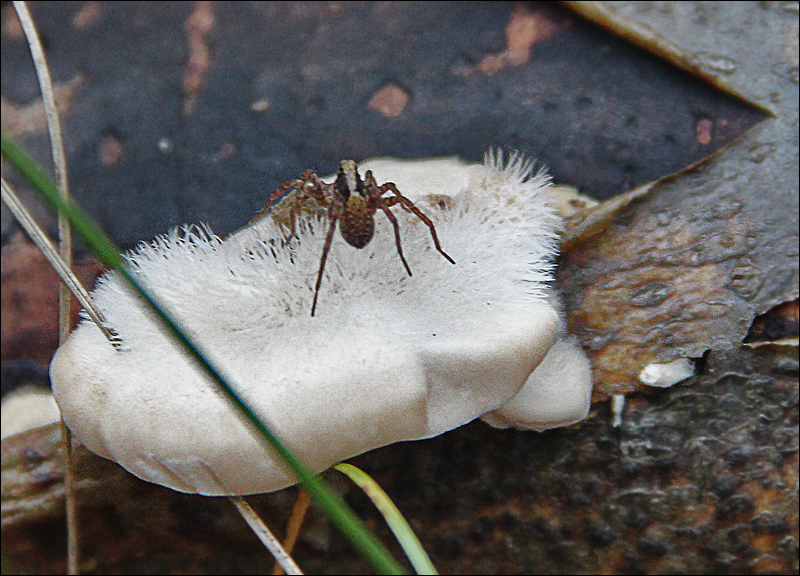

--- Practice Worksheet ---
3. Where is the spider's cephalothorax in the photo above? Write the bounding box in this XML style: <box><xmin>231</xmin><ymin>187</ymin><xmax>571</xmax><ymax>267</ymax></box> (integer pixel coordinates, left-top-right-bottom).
<box><xmin>257</xmin><ymin>160</ymin><xmax>455</xmax><ymax>316</ymax></box>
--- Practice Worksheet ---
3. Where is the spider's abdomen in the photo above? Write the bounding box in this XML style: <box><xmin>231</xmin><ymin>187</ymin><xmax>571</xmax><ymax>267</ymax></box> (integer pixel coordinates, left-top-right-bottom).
<box><xmin>339</xmin><ymin>195</ymin><xmax>375</xmax><ymax>248</ymax></box>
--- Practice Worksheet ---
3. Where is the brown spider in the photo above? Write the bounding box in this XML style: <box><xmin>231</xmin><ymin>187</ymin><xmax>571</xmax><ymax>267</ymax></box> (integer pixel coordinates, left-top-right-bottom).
<box><xmin>257</xmin><ymin>160</ymin><xmax>455</xmax><ymax>316</ymax></box>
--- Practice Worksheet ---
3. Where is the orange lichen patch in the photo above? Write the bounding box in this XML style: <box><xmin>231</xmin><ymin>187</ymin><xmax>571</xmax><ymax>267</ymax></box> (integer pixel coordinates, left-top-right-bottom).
<box><xmin>183</xmin><ymin>1</ymin><xmax>215</xmax><ymax>115</ymax></box>
<box><xmin>753</xmin><ymin>454</ymin><xmax>799</xmax><ymax>514</ymax></box>
<box><xmin>475</xmin><ymin>3</ymin><xmax>567</xmax><ymax>75</ymax></box>
<box><xmin>696</xmin><ymin>117</ymin><xmax>713</xmax><ymax>145</ymax></box>
<box><xmin>249</xmin><ymin>98</ymin><xmax>270</xmax><ymax>113</ymax></box>
<box><xmin>0</xmin><ymin>75</ymin><xmax>83</xmax><ymax>136</ymax></box>
<box><xmin>211</xmin><ymin>141</ymin><xmax>237</xmax><ymax>163</ymax></box>
<box><xmin>505</xmin><ymin>2</ymin><xmax>561</xmax><ymax>66</ymax></box>
<box><xmin>1</xmin><ymin>233</ymin><xmax>104</xmax><ymax>365</ymax></box>
<box><xmin>368</xmin><ymin>84</ymin><xmax>410</xmax><ymax>117</ymax></box>
<box><xmin>749</xmin><ymin>554</ymin><xmax>796</xmax><ymax>574</ymax></box>
<box><xmin>72</xmin><ymin>1</ymin><xmax>102</xmax><ymax>29</ymax></box>
<box><xmin>2</xmin><ymin>5</ymin><xmax>24</xmax><ymax>38</ymax></box>
<box><xmin>98</xmin><ymin>133</ymin><xmax>124</xmax><ymax>165</ymax></box>
<box><xmin>477</xmin><ymin>54</ymin><xmax>505</xmax><ymax>75</ymax></box>
<box><xmin>729</xmin><ymin>463</ymin><xmax>799</xmax><ymax>568</ymax></box>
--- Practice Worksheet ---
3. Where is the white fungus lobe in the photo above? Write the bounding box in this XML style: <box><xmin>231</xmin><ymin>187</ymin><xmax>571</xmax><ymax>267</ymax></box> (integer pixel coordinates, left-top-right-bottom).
<box><xmin>51</xmin><ymin>151</ymin><xmax>593</xmax><ymax>495</ymax></box>
<box><xmin>638</xmin><ymin>357</ymin><xmax>695</xmax><ymax>388</ymax></box>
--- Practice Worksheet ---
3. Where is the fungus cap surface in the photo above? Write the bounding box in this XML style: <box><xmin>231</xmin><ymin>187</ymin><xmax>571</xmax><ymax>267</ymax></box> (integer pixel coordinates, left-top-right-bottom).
<box><xmin>51</xmin><ymin>153</ymin><xmax>591</xmax><ymax>495</ymax></box>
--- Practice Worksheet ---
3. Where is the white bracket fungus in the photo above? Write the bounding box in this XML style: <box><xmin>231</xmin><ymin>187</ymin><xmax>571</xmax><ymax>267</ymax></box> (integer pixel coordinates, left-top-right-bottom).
<box><xmin>1</xmin><ymin>388</ymin><xmax>61</xmax><ymax>440</ymax></box>
<box><xmin>638</xmin><ymin>357</ymin><xmax>695</xmax><ymax>388</ymax></box>
<box><xmin>50</xmin><ymin>152</ymin><xmax>593</xmax><ymax>495</ymax></box>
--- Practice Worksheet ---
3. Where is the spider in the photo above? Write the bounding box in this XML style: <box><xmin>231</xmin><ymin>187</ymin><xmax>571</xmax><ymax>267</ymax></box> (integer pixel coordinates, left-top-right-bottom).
<box><xmin>257</xmin><ymin>160</ymin><xmax>455</xmax><ymax>316</ymax></box>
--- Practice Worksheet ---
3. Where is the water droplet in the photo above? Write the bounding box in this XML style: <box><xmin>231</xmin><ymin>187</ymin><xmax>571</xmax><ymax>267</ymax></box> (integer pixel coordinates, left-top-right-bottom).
<box><xmin>630</xmin><ymin>281</ymin><xmax>673</xmax><ymax>307</ymax></box>
<box><xmin>699</xmin><ymin>53</ymin><xmax>737</xmax><ymax>74</ymax></box>
<box><xmin>656</xmin><ymin>212</ymin><xmax>672</xmax><ymax>226</ymax></box>
<box><xmin>771</xmin><ymin>62</ymin><xmax>799</xmax><ymax>85</ymax></box>
<box><xmin>157</xmin><ymin>138</ymin><xmax>173</xmax><ymax>153</ymax></box>
<box><xmin>747</xmin><ymin>142</ymin><xmax>776</xmax><ymax>164</ymax></box>
<box><xmin>728</xmin><ymin>259</ymin><xmax>762</xmax><ymax>301</ymax></box>
<box><xmin>587</xmin><ymin>333</ymin><xmax>612</xmax><ymax>351</ymax></box>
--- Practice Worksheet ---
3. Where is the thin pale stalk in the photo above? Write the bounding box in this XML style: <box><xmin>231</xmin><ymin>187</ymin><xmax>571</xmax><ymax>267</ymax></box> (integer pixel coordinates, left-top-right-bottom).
<box><xmin>229</xmin><ymin>496</ymin><xmax>303</xmax><ymax>575</ymax></box>
<box><xmin>273</xmin><ymin>490</ymin><xmax>312</xmax><ymax>576</ymax></box>
<box><xmin>335</xmin><ymin>463</ymin><xmax>437</xmax><ymax>575</ymax></box>
<box><xmin>2</xmin><ymin>179</ymin><xmax>119</xmax><ymax>345</ymax></box>
<box><xmin>13</xmin><ymin>2</ymin><xmax>76</xmax><ymax>572</ymax></box>
<box><xmin>12</xmin><ymin>0</ymin><xmax>72</xmax><ymax>340</ymax></box>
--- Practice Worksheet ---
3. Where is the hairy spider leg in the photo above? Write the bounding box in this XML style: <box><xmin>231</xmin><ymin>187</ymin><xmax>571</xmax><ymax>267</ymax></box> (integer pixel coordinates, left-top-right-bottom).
<box><xmin>370</xmin><ymin>175</ymin><xmax>456</xmax><ymax>265</ymax></box>
<box><xmin>283</xmin><ymin>183</ymin><xmax>331</xmax><ymax>243</ymax></box>
<box><xmin>255</xmin><ymin>172</ymin><xmax>331</xmax><ymax>243</ymax></box>
<box><xmin>250</xmin><ymin>177</ymin><xmax>305</xmax><ymax>225</ymax></box>
<box><xmin>372</xmin><ymin>195</ymin><xmax>413</xmax><ymax>277</ymax></box>
<box><xmin>311</xmin><ymin>213</ymin><xmax>340</xmax><ymax>317</ymax></box>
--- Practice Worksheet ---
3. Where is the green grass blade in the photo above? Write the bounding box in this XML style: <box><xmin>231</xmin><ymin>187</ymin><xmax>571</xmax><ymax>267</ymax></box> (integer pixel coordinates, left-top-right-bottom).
<box><xmin>2</xmin><ymin>132</ymin><xmax>407</xmax><ymax>575</ymax></box>
<box><xmin>335</xmin><ymin>463</ymin><xmax>438</xmax><ymax>575</ymax></box>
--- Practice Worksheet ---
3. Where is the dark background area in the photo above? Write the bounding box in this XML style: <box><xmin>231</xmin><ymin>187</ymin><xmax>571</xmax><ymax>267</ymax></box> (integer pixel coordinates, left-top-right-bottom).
<box><xmin>1</xmin><ymin>1</ymin><xmax>763</xmax><ymax>247</ymax></box>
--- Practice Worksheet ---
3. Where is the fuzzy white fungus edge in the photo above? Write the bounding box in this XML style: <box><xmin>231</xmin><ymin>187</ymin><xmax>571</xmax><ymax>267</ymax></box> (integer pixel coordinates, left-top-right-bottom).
<box><xmin>50</xmin><ymin>151</ymin><xmax>593</xmax><ymax>496</ymax></box>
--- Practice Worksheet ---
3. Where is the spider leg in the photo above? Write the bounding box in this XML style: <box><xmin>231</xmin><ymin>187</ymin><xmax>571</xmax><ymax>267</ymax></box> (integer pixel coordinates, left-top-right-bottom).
<box><xmin>311</xmin><ymin>214</ymin><xmax>339</xmax><ymax>317</ymax></box>
<box><xmin>379</xmin><ymin>181</ymin><xmax>456</xmax><ymax>265</ymax></box>
<box><xmin>285</xmin><ymin>188</ymin><xmax>327</xmax><ymax>242</ymax></box>
<box><xmin>285</xmin><ymin>201</ymin><xmax>304</xmax><ymax>242</ymax></box>
<box><xmin>376</xmin><ymin>202</ymin><xmax>413</xmax><ymax>276</ymax></box>
<box><xmin>252</xmin><ymin>170</ymin><xmax>323</xmax><ymax>220</ymax></box>
<box><xmin>250</xmin><ymin>178</ymin><xmax>304</xmax><ymax>225</ymax></box>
